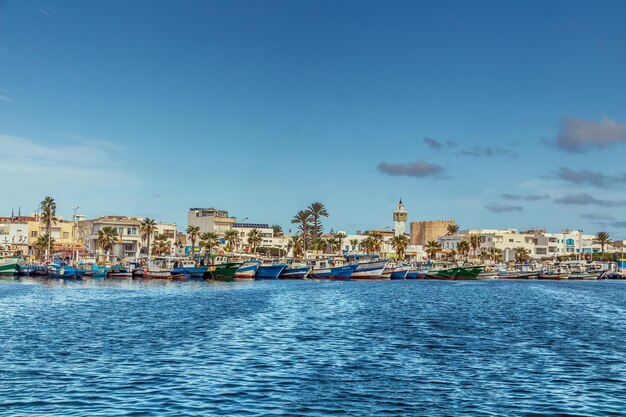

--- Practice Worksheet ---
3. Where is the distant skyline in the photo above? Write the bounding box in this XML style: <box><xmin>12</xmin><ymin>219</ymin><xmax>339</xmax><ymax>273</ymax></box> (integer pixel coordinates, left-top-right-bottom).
<box><xmin>1</xmin><ymin>0</ymin><xmax>626</xmax><ymax>237</ymax></box>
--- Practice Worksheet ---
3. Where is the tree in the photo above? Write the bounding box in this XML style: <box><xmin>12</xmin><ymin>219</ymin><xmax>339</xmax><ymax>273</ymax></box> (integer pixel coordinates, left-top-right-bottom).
<box><xmin>290</xmin><ymin>234</ymin><xmax>303</xmax><ymax>258</ymax></box>
<box><xmin>360</xmin><ymin>236</ymin><xmax>374</xmax><ymax>254</ymax></box>
<box><xmin>39</xmin><ymin>196</ymin><xmax>58</xmax><ymax>259</ymax></box>
<box><xmin>367</xmin><ymin>231</ymin><xmax>384</xmax><ymax>254</ymax></box>
<box><xmin>186</xmin><ymin>225</ymin><xmax>200</xmax><ymax>258</ymax></box>
<box><xmin>97</xmin><ymin>226</ymin><xmax>118</xmax><ymax>258</ymax></box>
<box><xmin>291</xmin><ymin>210</ymin><xmax>313</xmax><ymax>252</ymax></box>
<box><xmin>271</xmin><ymin>225</ymin><xmax>284</xmax><ymax>237</ymax></box>
<box><xmin>310</xmin><ymin>237</ymin><xmax>327</xmax><ymax>252</ymax></box>
<box><xmin>139</xmin><ymin>218</ymin><xmax>157</xmax><ymax>259</ymax></box>
<box><xmin>349</xmin><ymin>239</ymin><xmax>359</xmax><ymax>252</ymax></box>
<box><xmin>152</xmin><ymin>234</ymin><xmax>171</xmax><ymax>256</ymax></box>
<box><xmin>335</xmin><ymin>232</ymin><xmax>346</xmax><ymax>254</ymax></box>
<box><xmin>514</xmin><ymin>247</ymin><xmax>530</xmax><ymax>263</ymax></box>
<box><xmin>199</xmin><ymin>232</ymin><xmax>220</xmax><ymax>256</ymax></box>
<box><xmin>469</xmin><ymin>235</ymin><xmax>481</xmax><ymax>258</ymax></box>
<box><xmin>307</xmin><ymin>202</ymin><xmax>329</xmax><ymax>238</ymax></box>
<box><xmin>247</xmin><ymin>228</ymin><xmax>263</xmax><ymax>254</ymax></box>
<box><xmin>593</xmin><ymin>231</ymin><xmax>613</xmax><ymax>259</ymax></box>
<box><xmin>224</xmin><ymin>229</ymin><xmax>240</xmax><ymax>252</ymax></box>
<box><xmin>446</xmin><ymin>224</ymin><xmax>460</xmax><ymax>236</ymax></box>
<box><xmin>488</xmin><ymin>247</ymin><xmax>502</xmax><ymax>262</ymax></box>
<box><xmin>34</xmin><ymin>233</ymin><xmax>54</xmax><ymax>259</ymax></box>
<box><xmin>391</xmin><ymin>233</ymin><xmax>409</xmax><ymax>260</ymax></box>
<box><xmin>425</xmin><ymin>240</ymin><xmax>441</xmax><ymax>260</ymax></box>
<box><xmin>457</xmin><ymin>241</ymin><xmax>470</xmax><ymax>258</ymax></box>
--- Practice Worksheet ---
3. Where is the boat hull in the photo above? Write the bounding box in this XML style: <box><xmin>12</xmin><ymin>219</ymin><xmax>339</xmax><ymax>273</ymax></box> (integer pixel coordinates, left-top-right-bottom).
<box><xmin>0</xmin><ymin>261</ymin><xmax>19</xmax><ymax>275</ymax></box>
<box><xmin>309</xmin><ymin>264</ymin><xmax>358</xmax><ymax>280</ymax></box>
<box><xmin>279</xmin><ymin>266</ymin><xmax>310</xmax><ymax>279</ymax></box>
<box><xmin>205</xmin><ymin>263</ymin><xmax>242</xmax><ymax>281</ymax></box>
<box><xmin>255</xmin><ymin>264</ymin><xmax>287</xmax><ymax>279</ymax></box>
<box><xmin>234</xmin><ymin>262</ymin><xmax>260</xmax><ymax>279</ymax></box>
<box><xmin>172</xmin><ymin>266</ymin><xmax>208</xmax><ymax>278</ymax></box>
<box><xmin>390</xmin><ymin>265</ymin><xmax>411</xmax><ymax>280</ymax></box>
<box><xmin>352</xmin><ymin>260</ymin><xmax>389</xmax><ymax>280</ymax></box>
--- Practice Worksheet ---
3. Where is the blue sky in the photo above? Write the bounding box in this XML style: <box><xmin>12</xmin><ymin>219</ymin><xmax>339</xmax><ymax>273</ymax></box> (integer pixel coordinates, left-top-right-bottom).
<box><xmin>1</xmin><ymin>0</ymin><xmax>626</xmax><ymax>237</ymax></box>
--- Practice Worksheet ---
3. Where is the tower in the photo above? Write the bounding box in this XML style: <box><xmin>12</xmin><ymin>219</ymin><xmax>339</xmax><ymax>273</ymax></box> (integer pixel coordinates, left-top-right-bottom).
<box><xmin>393</xmin><ymin>199</ymin><xmax>407</xmax><ymax>237</ymax></box>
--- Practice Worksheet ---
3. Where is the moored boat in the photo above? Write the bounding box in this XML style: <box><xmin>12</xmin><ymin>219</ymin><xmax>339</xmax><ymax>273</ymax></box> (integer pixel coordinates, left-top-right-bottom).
<box><xmin>0</xmin><ymin>258</ymin><xmax>20</xmax><ymax>276</ymax></box>
<box><xmin>204</xmin><ymin>262</ymin><xmax>243</xmax><ymax>281</ymax></box>
<box><xmin>279</xmin><ymin>263</ymin><xmax>310</xmax><ymax>279</ymax></box>
<box><xmin>351</xmin><ymin>259</ymin><xmax>389</xmax><ymax>280</ymax></box>
<box><xmin>256</xmin><ymin>263</ymin><xmax>287</xmax><ymax>279</ymax></box>
<box><xmin>172</xmin><ymin>260</ymin><xmax>208</xmax><ymax>278</ymax></box>
<box><xmin>308</xmin><ymin>258</ymin><xmax>357</xmax><ymax>280</ymax></box>
<box><xmin>234</xmin><ymin>260</ymin><xmax>260</xmax><ymax>279</ymax></box>
<box><xmin>426</xmin><ymin>265</ymin><xmax>484</xmax><ymax>280</ymax></box>
<box><xmin>390</xmin><ymin>264</ymin><xmax>411</xmax><ymax>279</ymax></box>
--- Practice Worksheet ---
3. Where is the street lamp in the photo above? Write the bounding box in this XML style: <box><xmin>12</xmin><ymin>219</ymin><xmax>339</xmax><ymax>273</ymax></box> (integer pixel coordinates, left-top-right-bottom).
<box><xmin>72</xmin><ymin>206</ymin><xmax>79</xmax><ymax>264</ymax></box>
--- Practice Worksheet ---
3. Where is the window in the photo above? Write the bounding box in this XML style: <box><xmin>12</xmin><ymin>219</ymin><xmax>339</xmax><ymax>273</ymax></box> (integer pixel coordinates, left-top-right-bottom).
<box><xmin>63</xmin><ymin>232</ymin><xmax>70</xmax><ymax>239</ymax></box>
<box><xmin>31</xmin><ymin>231</ymin><xmax>37</xmax><ymax>237</ymax></box>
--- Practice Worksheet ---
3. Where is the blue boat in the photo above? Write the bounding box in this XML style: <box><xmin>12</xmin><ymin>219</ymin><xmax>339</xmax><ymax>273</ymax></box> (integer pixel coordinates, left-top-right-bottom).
<box><xmin>234</xmin><ymin>260</ymin><xmax>260</xmax><ymax>279</ymax></box>
<box><xmin>308</xmin><ymin>258</ymin><xmax>357</xmax><ymax>280</ymax></box>
<box><xmin>279</xmin><ymin>266</ymin><xmax>310</xmax><ymax>279</ymax></box>
<box><xmin>390</xmin><ymin>264</ymin><xmax>411</xmax><ymax>279</ymax></box>
<box><xmin>171</xmin><ymin>260</ymin><xmax>208</xmax><ymax>278</ymax></box>
<box><xmin>47</xmin><ymin>262</ymin><xmax>81</xmax><ymax>279</ymax></box>
<box><xmin>255</xmin><ymin>263</ymin><xmax>287</xmax><ymax>279</ymax></box>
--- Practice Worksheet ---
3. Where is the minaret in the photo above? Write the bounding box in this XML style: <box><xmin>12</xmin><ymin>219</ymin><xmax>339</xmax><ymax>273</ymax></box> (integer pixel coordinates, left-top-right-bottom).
<box><xmin>393</xmin><ymin>199</ymin><xmax>407</xmax><ymax>237</ymax></box>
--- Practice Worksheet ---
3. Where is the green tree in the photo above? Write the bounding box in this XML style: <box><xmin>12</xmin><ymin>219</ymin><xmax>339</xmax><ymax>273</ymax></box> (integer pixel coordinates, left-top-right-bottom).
<box><xmin>290</xmin><ymin>234</ymin><xmax>304</xmax><ymax>258</ymax></box>
<box><xmin>152</xmin><ymin>234</ymin><xmax>171</xmax><ymax>256</ymax></box>
<box><xmin>139</xmin><ymin>218</ymin><xmax>157</xmax><ymax>258</ymax></box>
<box><xmin>307</xmin><ymin>202</ymin><xmax>329</xmax><ymax>238</ymax></box>
<box><xmin>199</xmin><ymin>232</ymin><xmax>220</xmax><ymax>256</ymax></box>
<box><xmin>446</xmin><ymin>224</ymin><xmax>460</xmax><ymax>236</ymax></box>
<box><xmin>457</xmin><ymin>241</ymin><xmax>470</xmax><ymax>258</ymax></box>
<box><xmin>349</xmin><ymin>239</ymin><xmax>359</xmax><ymax>252</ymax></box>
<box><xmin>514</xmin><ymin>247</ymin><xmax>530</xmax><ymax>263</ymax></box>
<box><xmin>469</xmin><ymin>235</ymin><xmax>481</xmax><ymax>258</ymax></box>
<box><xmin>39</xmin><ymin>196</ymin><xmax>58</xmax><ymax>259</ymax></box>
<box><xmin>335</xmin><ymin>232</ymin><xmax>347</xmax><ymax>254</ymax></box>
<box><xmin>224</xmin><ymin>229</ymin><xmax>240</xmax><ymax>252</ymax></box>
<box><xmin>186</xmin><ymin>225</ymin><xmax>200</xmax><ymax>257</ymax></box>
<box><xmin>593</xmin><ymin>231</ymin><xmax>613</xmax><ymax>259</ymax></box>
<box><xmin>34</xmin><ymin>233</ymin><xmax>54</xmax><ymax>259</ymax></box>
<box><xmin>367</xmin><ymin>231</ymin><xmax>384</xmax><ymax>254</ymax></box>
<box><xmin>425</xmin><ymin>240</ymin><xmax>441</xmax><ymax>260</ymax></box>
<box><xmin>391</xmin><ymin>233</ymin><xmax>409</xmax><ymax>260</ymax></box>
<box><xmin>291</xmin><ymin>210</ymin><xmax>313</xmax><ymax>252</ymax></box>
<box><xmin>97</xmin><ymin>226</ymin><xmax>118</xmax><ymax>258</ymax></box>
<box><xmin>271</xmin><ymin>225</ymin><xmax>284</xmax><ymax>237</ymax></box>
<box><xmin>247</xmin><ymin>228</ymin><xmax>263</xmax><ymax>254</ymax></box>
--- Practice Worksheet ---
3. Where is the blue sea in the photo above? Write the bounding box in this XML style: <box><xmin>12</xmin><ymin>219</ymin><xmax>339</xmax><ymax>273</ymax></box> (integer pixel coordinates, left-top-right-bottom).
<box><xmin>1</xmin><ymin>278</ymin><xmax>625</xmax><ymax>416</ymax></box>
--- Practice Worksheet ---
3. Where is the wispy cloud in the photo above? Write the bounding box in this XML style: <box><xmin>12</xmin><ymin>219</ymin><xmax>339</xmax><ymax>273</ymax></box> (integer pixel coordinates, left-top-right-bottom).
<box><xmin>554</xmin><ymin>193</ymin><xmax>626</xmax><ymax>207</ymax></box>
<box><xmin>423</xmin><ymin>137</ymin><xmax>457</xmax><ymax>151</ymax></box>
<box><xmin>377</xmin><ymin>160</ymin><xmax>449</xmax><ymax>179</ymax></box>
<box><xmin>556</xmin><ymin>167</ymin><xmax>626</xmax><ymax>188</ymax></box>
<box><xmin>461</xmin><ymin>146</ymin><xmax>517</xmax><ymax>158</ymax></box>
<box><xmin>486</xmin><ymin>203</ymin><xmax>523</xmax><ymax>213</ymax></box>
<box><xmin>611</xmin><ymin>220</ymin><xmax>626</xmax><ymax>228</ymax></box>
<box><xmin>0</xmin><ymin>133</ymin><xmax>139</xmax><ymax>188</ymax></box>
<box><xmin>553</xmin><ymin>116</ymin><xmax>626</xmax><ymax>152</ymax></box>
<box><xmin>37</xmin><ymin>7</ymin><xmax>59</xmax><ymax>16</ymax></box>
<box><xmin>0</xmin><ymin>94</ymin><xmax>11</xmax><ymax>103</ymax></box>
<box><xmin>580</xmin><ymin>212</ymin><xmax>615</xmax><ymax>221</ymax></box>
<box><xmin>502</xmin><ymin>193</ymin><xmax>550</xmax><ymax>201</ymax></box>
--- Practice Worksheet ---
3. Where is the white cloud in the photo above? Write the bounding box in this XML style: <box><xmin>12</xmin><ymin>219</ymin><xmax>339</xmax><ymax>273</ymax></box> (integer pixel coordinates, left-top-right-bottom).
<box><xmin>555</xmin><ymin>116</ymin><xmax>626</xmax><ymax>152</ymax></box>
<box><xmin>0</xmin><ymin>133</ymin><xmax>140</xmax><ymax>188</ymax></box>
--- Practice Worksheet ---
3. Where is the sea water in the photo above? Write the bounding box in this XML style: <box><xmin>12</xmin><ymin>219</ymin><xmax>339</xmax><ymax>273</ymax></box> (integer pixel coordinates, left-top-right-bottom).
<box><xmin>0</xmin><ymin>278</ymin><xmax>625</xmax><ymax>416</ymax></box>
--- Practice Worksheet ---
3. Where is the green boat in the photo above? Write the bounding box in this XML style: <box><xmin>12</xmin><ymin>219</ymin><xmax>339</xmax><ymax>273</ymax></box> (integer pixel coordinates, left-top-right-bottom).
<box><xmin>0</xmin><ymin>259</ymin><xmax>20</xmax><ymax>275</ymax></box>
<box><xmin>426</xmin><ymin>265</ymin><xmax>484</xmax><ymax>280</ymax></box>
<box><xmin>204</xmin><ymin>262</ymin><xmax>243</xmax><ymax>281</ymax></box>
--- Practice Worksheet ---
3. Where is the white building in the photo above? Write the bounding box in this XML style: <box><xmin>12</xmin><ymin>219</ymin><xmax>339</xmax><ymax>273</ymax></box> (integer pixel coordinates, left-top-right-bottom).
<box><xmin>0</xmin><ymin>219</ymin><xmax>30</xmax><ymax>253</ymax></box>
<box><xmin>187</xmin><ymin>207</ymin><xmax>236</xmax><ymax>236</ymax></box>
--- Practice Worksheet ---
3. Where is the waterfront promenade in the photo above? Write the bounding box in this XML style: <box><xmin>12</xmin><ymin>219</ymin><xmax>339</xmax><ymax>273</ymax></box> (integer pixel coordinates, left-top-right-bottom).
<box><xmin>1</xmin><ymin>279</ymin><xmax>625</xmax><ymax>416</ymax></box>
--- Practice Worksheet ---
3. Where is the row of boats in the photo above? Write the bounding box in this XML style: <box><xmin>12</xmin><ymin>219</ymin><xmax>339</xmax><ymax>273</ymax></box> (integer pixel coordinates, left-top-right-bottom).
<box><xmin>2</xmin><ymin>256</ymin><xmax>624</xmax><ymax>281</ymax></box>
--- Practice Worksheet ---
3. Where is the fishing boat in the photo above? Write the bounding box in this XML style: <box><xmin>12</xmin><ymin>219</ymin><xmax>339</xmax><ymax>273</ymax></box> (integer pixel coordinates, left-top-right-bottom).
<box><xmin>279</xmin><ymin>262</ymin><xmax>310</xmax><ymax>279</ymax></box>
<box><xmin>47</xmin><ymin>262</ymin><xmax>82</xmax><ymax>279</ymax></box>
<box><xmin>477</xmin><ymin>270</ymin><xmax>499</xmax><ymax>279</ymax></box>
<box><xmin>204</xmin><ymin>262</ymin><xmax>243</xmax><ymax>281</ymax></box>
<box><xmin>308</xmin><ymin>257</ymin><xmax>357</xmax><ymax>280</ymax></box>
<box><xmin>352</xmin><ymin>259</ymin><xmax>390</xmax><ymax>280</ymax></box>
<box><xmin>425</xmin><ymin>265</ymin><xmax>484</xmax><ymax>280</ymax></box>
<box><xmin>0</xmin><ymin>258</ymin><xmax>20</xmax><ymax>275</ymax></box>
<box><xmin>234</xmin><ymin>260</ymin><xmax>260</xmax><ymax>279</ymax></box>
<box><xmin>390</xmin><ymin>264</ymin><xmax>411</xmax><ymax>279</ymax></box>
<box><xmin>172</xmin><ymin>259</ymin><xmax>208</xmax><ymax>278</ymax></box>
<box><xmin>255</xmin><ymin>262</ymin><xmax>287</xmax><ymax>279</ymax></box>
<box><xmin>538</xmin><ymin>269</ymin><xmax>570</xmax><ymax>280</ymax></box>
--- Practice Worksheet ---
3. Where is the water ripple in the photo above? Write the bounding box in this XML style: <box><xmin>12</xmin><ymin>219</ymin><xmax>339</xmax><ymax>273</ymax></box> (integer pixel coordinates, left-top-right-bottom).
<box><xmin>0</xmin><ymin>279</ymin><xmax>625</xmax><ymax>415</ymax></box>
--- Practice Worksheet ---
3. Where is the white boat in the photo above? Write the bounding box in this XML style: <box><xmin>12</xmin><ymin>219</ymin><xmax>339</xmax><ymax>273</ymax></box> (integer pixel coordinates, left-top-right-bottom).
<box><xmin>351</xmin><ymin>259</ymin><xmax>390</xmax><ymax>280</ymax></box>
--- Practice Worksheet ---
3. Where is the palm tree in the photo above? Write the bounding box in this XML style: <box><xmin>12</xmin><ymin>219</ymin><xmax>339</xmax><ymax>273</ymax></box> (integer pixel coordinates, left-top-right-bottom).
<box><xmin>488</xmin><ymin>247</ymin><xmax>502</xmax><ymax>262</ymax></box>
<box><xmin>291</xmin><ymin>210</ymin><xmax>312</xmax><ymax>252</ymax></box>
<box><xmin>224</xmin><ymin>229</ymin><xmax>240</xmax><ymax>252</ymax></box>
<box><xmin>514</xmin><ymin>247</ymin><xmax>530</xmax><ymax>263</ymax></box>
<box><xmin>97</xmin><ymin>226</ymin><xmax>118</xmax><ymax>258</ymax></box>
<box><xmin>327</xmin><ymin>236</ymin><xmax>339</xmax><ymax>253</ymax></box>
<box><xmin>334</xmin><ymin>232</ymin><xmax>346</xmax><ymax>254</ymax></box>
<box><xmin>199</xmin><ymin>232</ymin><xmax>220</xmax><ymax>256</ymax></box>
<box><xmin>457</xmin><ymin>241</ymin><xmax>471</xmax><ymax>259</ymax></box>
<box><xmin>34</xmin><ymin>233</ymin><xmax>54</xmax><ymax>259</ymax></box>
<box><xmin>307</xmin><ymin>202</ymin><xmax>329</xmax><ymax>238</ymax></box>
<box><xmin>247</xmin><ymin>228</ymin><xmax>263</xmax><ymax>254</ymax></box>
<box><xmin>186</xmin><ymin>225</ymin><xmax>200</xmax><ymax>258</ymax></box>
<box><xmin>271</xmin><ymin>225</ymin><xmax>284</xmax><ymax>237</ymax></box>
<box><xmin>425</xmin><ymin>240</ymin><xmax>442</xmax><ymax>260</ymax></box>
<box><xmin>367</xmin><ymin>231</ymin><xmax>384</xmax><ymax>254</ymax></box>
<box><xmin>39</xmin><ymin>196</ymin><xmax>58</xmax><ymax>259</ymax></box>
<box><xmin>310</xmin><ymin>237</ymin><xmax>327</xmax><ymax>252</ymax></box>
<box><xmin>593</xmin><ymin>231</ymin><xmax>613</xmax><ymax>259</ymax></box>
<box><xmin>469</xmin><ymin>235</ymin><xmax>481</xmax><ymax>258</ymax></box>
<box><xmin>446</xmin><ymin>224</ymin><xmax>460</xmax><ymax>236</ymax></box>
<box><xmin>290</xmin><ymin>234</ymin><xmax>303</xmax><ymax>258</ymax></box>
<box><xmin>139</xmin><ymin>218</ymin><xmax>157</xmax><ymax>259</ymax></box>
<box><xmin>349</xmin><ymin>239</ymin><xmax>359</xmax><ymax>252</ymax></box>
<box><xmin>360</xmin><ymin>236</ymin><xmax>374</xmax><ymax>254</ymax></box>
<box><xmin>391</xmin><ymin>233</ymin><xmax>409</xmax><ymax>260</ymax></box>
<box><xmin>152</xmin><ymin>234</ymin><xmax>171</xmax><ymax>256</ymax></box>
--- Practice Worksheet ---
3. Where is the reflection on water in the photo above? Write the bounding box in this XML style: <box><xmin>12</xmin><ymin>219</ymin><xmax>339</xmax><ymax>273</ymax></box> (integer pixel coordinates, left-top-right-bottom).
<box><xmin>1</xmin><ymin>279</ymin><xmax>625</xmax><ymax>416</ymax></box>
